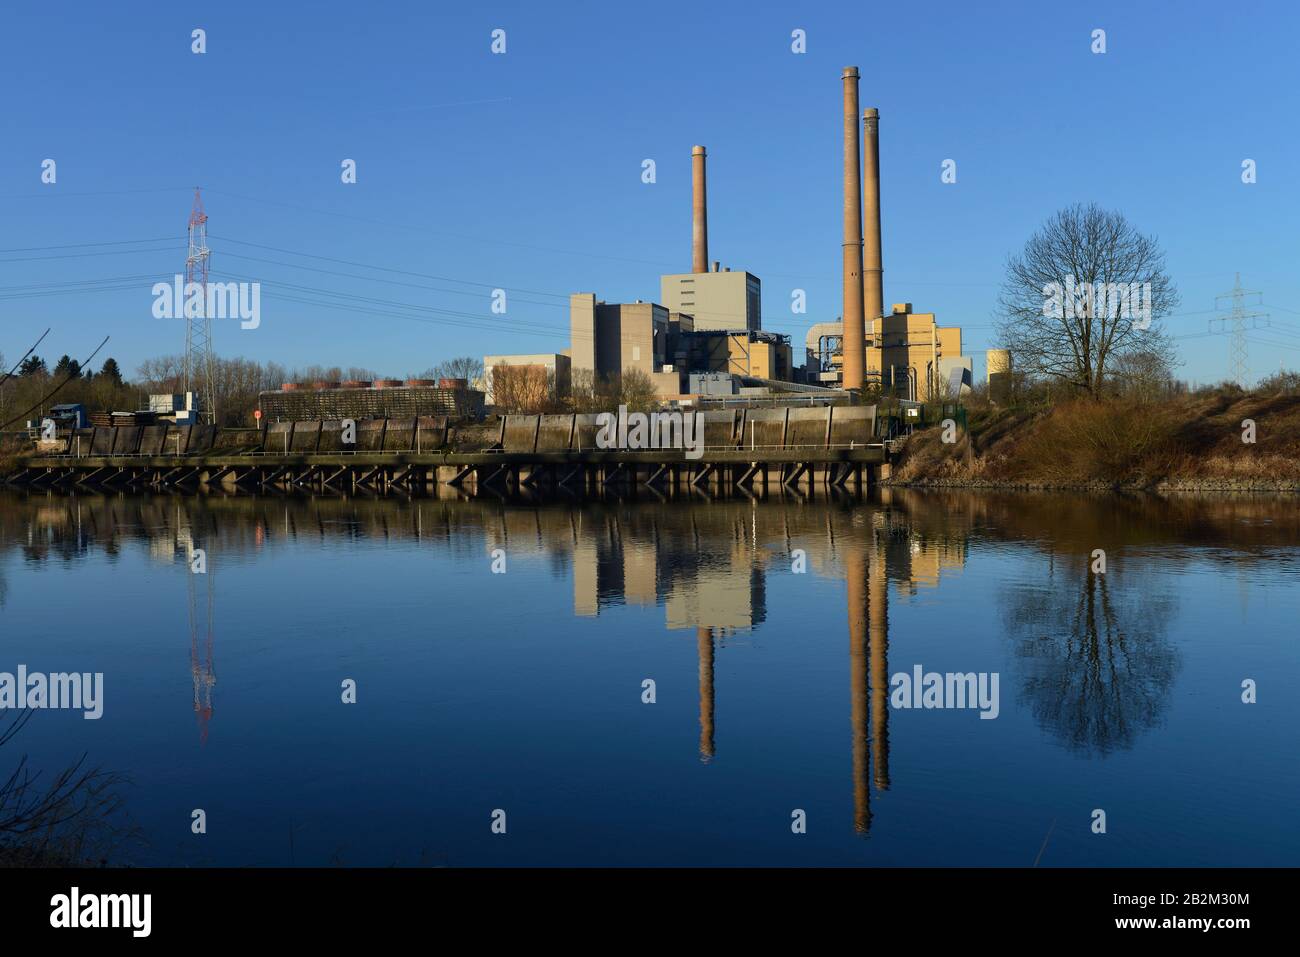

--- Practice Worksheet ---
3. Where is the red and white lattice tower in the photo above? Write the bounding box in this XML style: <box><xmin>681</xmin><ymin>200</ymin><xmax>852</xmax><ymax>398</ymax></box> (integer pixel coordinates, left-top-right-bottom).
<box><xmin>184</xmin><ymin>188</ymin><xmax>216</xmax><ymax>423</ymax></box>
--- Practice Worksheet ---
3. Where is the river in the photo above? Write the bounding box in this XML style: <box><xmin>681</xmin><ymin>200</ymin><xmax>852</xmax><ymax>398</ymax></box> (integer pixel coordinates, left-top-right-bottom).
<box><xmin>0</xmin><ymin>489</ymin><xmax>1296</xmax><ymax>866</ymax></box>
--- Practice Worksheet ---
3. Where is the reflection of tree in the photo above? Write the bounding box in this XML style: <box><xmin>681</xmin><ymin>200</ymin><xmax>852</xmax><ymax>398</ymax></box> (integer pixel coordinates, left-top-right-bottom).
<box><xmin>0</xmin><ymin>710</ymin><xmax>128</xmax><ymax>865</ymax></box>
<box><xmin>1003</xmin><ymin>565</ymin><xmax>1180</xmax><ymax>755</ymax></box>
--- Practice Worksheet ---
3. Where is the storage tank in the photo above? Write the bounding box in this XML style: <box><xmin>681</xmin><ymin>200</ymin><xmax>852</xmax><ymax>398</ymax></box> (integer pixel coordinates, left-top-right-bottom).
<box><xmin>986</xmin><ymin>349</ymin><xmax>1013</xmax><ymax>404</ymax></box>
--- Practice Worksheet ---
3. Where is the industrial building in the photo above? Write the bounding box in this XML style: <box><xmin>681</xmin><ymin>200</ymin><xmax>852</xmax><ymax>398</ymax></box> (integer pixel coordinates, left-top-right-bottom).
<box><xmin>814</xmin><ymin>69</ymin><xmax>971</xmax><ymax>400</ymax></box>
<box><xmin>561</xmin><ymin>146</ymin><xmax>790</xmax><ymax>402</ymax></box>
<box><xmin>258</xmin><ymin>379</ymin><xmax>484</xmax><ymax>422</ymax></box>
<box><xmin>660</xmin><ymin>267</ymin><xmax>761</xmax><ymax>333</ymax></box>
<box><xmin>987</xmin><ymin>348</ymin><xmax>1013</xmax><ymax>403</ymax></box>
<box><xmin>567</xmin><ymin>295</ymin><xmax>683</xmax><ymax>396</ymax></box>
<box><xmin>807</xmin><ymin>303</ymin><xmax>969</xmax><ymax>398</ymax></box>
<box><xmin>483</xmin><ymin>143</ymin><xmax>803</xmax><ymax>406</ymax></box>
<box><xmin>486</xmin><ymin>72</ymin><xmax>977</xmax><ymax>407</ymax></box>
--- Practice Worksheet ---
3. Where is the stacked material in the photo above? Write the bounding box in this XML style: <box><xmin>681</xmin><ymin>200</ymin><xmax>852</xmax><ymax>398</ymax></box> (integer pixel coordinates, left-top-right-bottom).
<box><xmin>89</xmin><ymin>411</ymin><xmax>157</xmax><ymax>427</ymax></box>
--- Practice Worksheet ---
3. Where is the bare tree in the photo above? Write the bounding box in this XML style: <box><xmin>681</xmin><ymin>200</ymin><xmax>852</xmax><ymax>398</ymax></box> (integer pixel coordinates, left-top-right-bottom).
<box><xmin>425</xmin><ymin>357</ymin><xmax>484</xmax><ymax>388</ymax></box>
<box><xmin>1108</xmin><ymin>349</ymin><xmax>1175</xmax><ymax>402</ymax></box>
<box><xmin>489</xmin><ymin>363</ymin><xmax>556</xmax><ymax>413</ymax></box>
<box><xmin>996</xmin><ymin>203</ymin><xmax>1178</xmax><ymax>396</ymax></box>
<box><xmin>614</xmin><ymin>368</ymin><xmax>659</xmax><ymax>413</ymax></box>
<box><xmin>567</xmin><ymin>368</ymin><xmax>602</xmax><ymax>413</ymax></box>
<box><xmin>136</xmin><ymin>354</ymin><xmax>184</xmax><ymax>394</ymax></box>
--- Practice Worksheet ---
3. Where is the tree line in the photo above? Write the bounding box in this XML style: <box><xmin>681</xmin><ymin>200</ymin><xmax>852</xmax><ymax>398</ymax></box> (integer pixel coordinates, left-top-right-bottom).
<box><xmin>0</xmin><ymin>352</ymin><xmax>491</xmax><ymax>428</ymax></box>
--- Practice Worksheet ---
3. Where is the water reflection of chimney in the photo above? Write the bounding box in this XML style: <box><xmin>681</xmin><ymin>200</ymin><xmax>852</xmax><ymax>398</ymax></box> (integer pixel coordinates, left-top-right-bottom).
<box><xmin>697</xmin><ymin>626</ymin><xmax>716</xmax><ymax>762</ymax></box>
<box><xmin>846</xmin><ymin>545</ymin><xmax>872</xmax><ymax>833</ymax></box>
<box><xmin>869</xmin><ymin>530</ymin><xmax>891</xmax><ymax>790</ymax></box>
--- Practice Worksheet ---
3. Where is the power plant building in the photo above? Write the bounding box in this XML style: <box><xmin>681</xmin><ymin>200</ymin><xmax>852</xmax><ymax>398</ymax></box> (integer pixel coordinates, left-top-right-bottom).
<box><xmin>557</xmin><ymin>142</ymin><xmax>793</xmax><ymax>400</ymax></box>
<box><xmin>659</xmin><ymin>266</ymin><xmax>761</xmax><ymax>333</ymax></box>
<box><xmin>825</xmin><ymin>68</ymin><xmax>969</xmax><ymax>400</ymax></box>
<box><xmin>808</xmin><ymin>303</ymin><xmax>966</xmax><ymax>399</ymax></box>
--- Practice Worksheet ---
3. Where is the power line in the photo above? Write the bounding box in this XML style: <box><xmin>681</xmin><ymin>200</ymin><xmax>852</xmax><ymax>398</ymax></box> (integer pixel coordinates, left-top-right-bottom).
<box><xmin>0</xmin><ymin>246</ymin><xmax>180</xmax><ymax>264</ymax></box>
<box><xmin>0</xmin><ymin>329</ymin><xmax>52</xmax><ymax>388</ymax></box>
<box><xmin>202</xmin><ymin>188</ymin><xmax>681</xmax><ymax>270</ymax></box>
<box><xmin>0</xmin><ymin>335</ymin><xmax>110</xmax><ymax>432</ymax></box>
<box><xmin>0</xmin><ymin>237</ymin><xmax>182</xmax><ymax>254</ymax></box>
<box><xmin>208</xmin><ymin>234</ymin><xmax>568</xmax><ymax>299</ymax></box>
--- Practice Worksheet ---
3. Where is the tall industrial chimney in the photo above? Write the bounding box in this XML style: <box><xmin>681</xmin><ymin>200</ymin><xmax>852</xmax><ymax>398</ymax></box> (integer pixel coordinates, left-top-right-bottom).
<box><xmin>841</xmin><ymin>69</ymin><xmax>866</xmax><ymax>392</ymax></box>
<box><xmin>862</xmin><ymin>107</ymin><xmax>884</xmax><ymax>342</ymax></box>
<box><xmin>691</xmin><ymin>145</ymin><xmax>708</xmax><ymax>274</ymax></box>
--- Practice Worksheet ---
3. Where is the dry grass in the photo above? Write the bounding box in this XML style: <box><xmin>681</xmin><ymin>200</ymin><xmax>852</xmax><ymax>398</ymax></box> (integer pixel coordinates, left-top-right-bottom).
<box><xmin>890</xmin><ymin>390</ymin><xmax>1300</xmax><ymax>490</ymax></box>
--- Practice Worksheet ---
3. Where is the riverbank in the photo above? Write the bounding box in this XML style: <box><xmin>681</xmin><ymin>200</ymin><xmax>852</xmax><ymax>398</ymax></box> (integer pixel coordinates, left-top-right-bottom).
<box><xmin>885</xmin><ymin>390</ymin><xmax>1300</xmax><ymax>491</ymax></box>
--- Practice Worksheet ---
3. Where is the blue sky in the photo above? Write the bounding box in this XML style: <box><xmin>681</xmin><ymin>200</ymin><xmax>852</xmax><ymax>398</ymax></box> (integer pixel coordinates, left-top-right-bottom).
<box><xmin>2</xmin><ymin>0</ymin><xmax>1296</xmax><ymax>385</ymax></box>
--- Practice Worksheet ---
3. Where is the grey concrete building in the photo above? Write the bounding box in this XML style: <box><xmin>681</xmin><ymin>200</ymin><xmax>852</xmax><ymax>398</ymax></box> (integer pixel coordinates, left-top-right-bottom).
<box><xmin>659</xmin><ymin>266</ymin><xmax>761</xmax><ymax>332</ymax></box>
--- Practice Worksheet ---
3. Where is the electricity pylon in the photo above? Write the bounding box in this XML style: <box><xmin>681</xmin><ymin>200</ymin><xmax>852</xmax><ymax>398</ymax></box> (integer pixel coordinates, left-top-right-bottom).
<box><xmin>1210</xmin><ymin>273</ymin><xmax>1269</xmax><ymax>387</ymax></box>
<box><xmin>184</xmin><ymin>188</ymin><xmax>217</xmax><ymax>423</ymax></box>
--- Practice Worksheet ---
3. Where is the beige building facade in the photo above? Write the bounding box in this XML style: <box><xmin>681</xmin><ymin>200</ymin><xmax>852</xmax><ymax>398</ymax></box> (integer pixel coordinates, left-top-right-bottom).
<box><xmin>812</xmin><ymin>303</ymin><xmax>965</xmax><ymax>399</ymax></box>
<box><xmin>660</xmin><ymin>268</ymin><xmax>760</xmax><ymax>332</ymax></box>
<box><xmin>569</xmin><ymin>295</ymin><xmax>668</xmax><ymax>377</ymax></box>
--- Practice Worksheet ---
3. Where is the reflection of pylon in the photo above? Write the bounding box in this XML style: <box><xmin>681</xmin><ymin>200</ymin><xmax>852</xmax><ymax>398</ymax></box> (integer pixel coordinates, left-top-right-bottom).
<box><xmin>185</xmin><ymin>542</ymin><xmax>216</xmax><ymax>746</ymax></box>
<box><xmin>1211</xmin><ymin>273</ymin><xmax>1269</xmax><ymax>388</ymax></box>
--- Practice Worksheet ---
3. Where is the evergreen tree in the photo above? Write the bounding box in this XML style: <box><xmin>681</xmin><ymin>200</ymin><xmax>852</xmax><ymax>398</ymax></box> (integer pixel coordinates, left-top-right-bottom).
<box><xmin>53</xmin><ymin>355</ymin><xmax>82</xmax><ymax>379</ymax></box>
<box><xmin>99</xmin><ymin>357</ymin><xmax>123</xmax><ymax>386</ymax></box>
<box><xmin>19</xmin><ymin>355</ymin><xmax>47</xmax><ymax>377</ymax></box>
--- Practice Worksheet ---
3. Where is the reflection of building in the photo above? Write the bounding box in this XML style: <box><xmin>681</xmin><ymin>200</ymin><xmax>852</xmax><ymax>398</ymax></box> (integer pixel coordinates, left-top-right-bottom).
<box><xmin>561</xmin><ymin>501</ymin><xmax>966</xmax><ymax>802</ymax></box>
<box><xmin>898</xmin><ymin>537</ymin><xmax>966</xmax><ymax>593</ymax></box>
<box><xmin>570</xmin><ymin>513</ymin><xmax>767</xmax><ymax>634</ymax></box>
<box><xmin>664</xmin><ymin>559</ymin><xmax>765</xmax><ymax>631</ymax></box>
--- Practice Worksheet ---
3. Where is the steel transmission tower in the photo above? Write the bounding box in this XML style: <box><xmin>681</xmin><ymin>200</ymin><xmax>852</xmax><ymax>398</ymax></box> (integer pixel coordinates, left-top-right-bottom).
<box><xmin>184</xmin><ymin>188</ymin><xmax>216</xmax><ymax>423</ymax></box>
<box><xmin>1210</xmin><ymin>273</ymin><xmax>1268</xmax><ymax>387</ymax></box>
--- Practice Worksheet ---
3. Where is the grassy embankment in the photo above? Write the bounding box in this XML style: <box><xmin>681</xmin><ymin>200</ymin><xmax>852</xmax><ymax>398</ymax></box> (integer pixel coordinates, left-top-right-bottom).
<box><xmin>887</xmin><ymin>388</ymin><xmax>1300</xmax><ymax>491</ymax></box>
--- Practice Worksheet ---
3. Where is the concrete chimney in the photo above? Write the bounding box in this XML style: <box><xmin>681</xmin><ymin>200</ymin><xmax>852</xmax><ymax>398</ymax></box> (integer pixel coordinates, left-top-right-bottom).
<box><xmin>841</xmin><ymin>69</ymin><xmax>866</xmax><ymax>391</ymax></box>
<box><xmin>862</xmin><ymin>107</ymin><xmax>884</xmax><ymax>342</ymax></box>
<box><xmin>691</xmin><ymin>145</ymin><xmax>708</xmax><ymax>274</ymax></box>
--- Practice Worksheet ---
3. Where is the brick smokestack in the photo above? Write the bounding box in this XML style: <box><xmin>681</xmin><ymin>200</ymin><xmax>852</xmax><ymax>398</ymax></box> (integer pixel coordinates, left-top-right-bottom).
<box><xmin>862</xmin><ymin>107</ymin><xmax>884</xmax><ymax>341</ymax></box>
<box><xmin>692</xmin><ymin>145</ymin><xmax>708</xmax><ymax>274</ymax></box>
<box><xmin>841</xmin><ymin>69</ymin><xmax>866</xmax><ymax>391</ymax></box>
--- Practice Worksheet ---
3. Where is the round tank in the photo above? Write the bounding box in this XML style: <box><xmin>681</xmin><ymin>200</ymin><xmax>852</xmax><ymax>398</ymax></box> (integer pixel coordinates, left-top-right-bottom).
<box><xmin>986</xmin><ymin>349</ymin><xmax>1012</xmax><ymax>376</ymax></box>
<box><xmin>372</xmin><ymin>379</ymin><xmax>403</xmax><ymax>389</ymax></box>
<box><xmin>341</xmin><ymin>380</ymin><xmax>371</xmax><ymax>389</ymax></box>
<box><xmin>439</xmin><ymin>378</ymin><xmax>468</xmax><ymax>390</ymax></box>
<box><xmin>405</xmin><ymin>378</ymin><xmax>438</xmax><ymax>388</ymax></box>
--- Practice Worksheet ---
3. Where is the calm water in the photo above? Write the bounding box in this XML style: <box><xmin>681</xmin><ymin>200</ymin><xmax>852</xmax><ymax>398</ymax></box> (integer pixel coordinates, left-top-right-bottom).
<box><xmin>0</xmin><ymin>489</ymin><xmax>1296</xmax><ymax>866</ymax></box>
